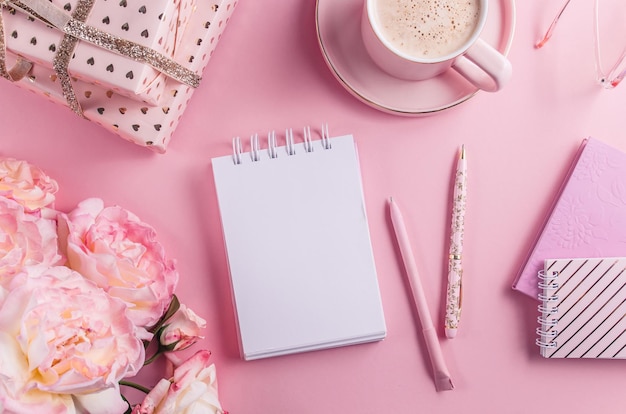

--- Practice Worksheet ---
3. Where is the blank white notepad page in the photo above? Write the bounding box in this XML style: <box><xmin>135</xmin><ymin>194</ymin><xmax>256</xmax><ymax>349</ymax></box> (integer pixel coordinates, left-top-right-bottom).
<box><xmin>212</xmin><ymin>134</ymin><xmax>386</xmax><ymax>360</ymax></box>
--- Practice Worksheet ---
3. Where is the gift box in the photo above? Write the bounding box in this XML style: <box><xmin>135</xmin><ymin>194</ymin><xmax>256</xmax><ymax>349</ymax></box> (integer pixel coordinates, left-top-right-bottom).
<box><xmin>0</xmin><ymin>0</ymin><xmax>237</xmax><ymax>153</ymax></box>
<box><xmin>3</xmin><ymin>0</ymin><xmax>196</xmax><ymax>104</ymax></box>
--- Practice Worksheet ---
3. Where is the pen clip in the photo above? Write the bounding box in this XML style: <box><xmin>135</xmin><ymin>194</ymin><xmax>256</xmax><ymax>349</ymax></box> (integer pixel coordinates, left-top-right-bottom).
<box><xmin>446</xmin><ymin>256</ymin><xmax>463</xmax><ymax>330</ymax></box>
<box><xmin>457</xmin><ymin>269</ymin><xmax>463</xmax><ymax>311</ymax></box>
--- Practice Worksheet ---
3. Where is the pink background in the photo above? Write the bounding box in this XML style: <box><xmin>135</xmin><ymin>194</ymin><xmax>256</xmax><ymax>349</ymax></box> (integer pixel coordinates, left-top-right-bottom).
<box><xmin>1</xmin><ymin>0</ymin><xmax>626</xmax><ymax>412</ymax></box>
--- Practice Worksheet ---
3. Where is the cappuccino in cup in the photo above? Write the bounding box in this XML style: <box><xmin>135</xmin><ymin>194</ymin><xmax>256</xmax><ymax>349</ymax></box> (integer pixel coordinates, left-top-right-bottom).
<box><xmin>361</xmin><ymin>0</ymin><xmax>512</xmax><ymax>91</ymax></box>
<box><xmin>375</xmin><ymin>0</ymin><xmax>481</xmax><ymax>59</ymax></box>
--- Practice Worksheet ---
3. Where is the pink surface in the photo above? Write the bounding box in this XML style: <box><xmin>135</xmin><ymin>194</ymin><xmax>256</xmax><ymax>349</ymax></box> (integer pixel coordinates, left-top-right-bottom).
<box><xmin>1</xmin><ymin>0</ymin><xmax>626</xmax><ymax>412</ymax></box>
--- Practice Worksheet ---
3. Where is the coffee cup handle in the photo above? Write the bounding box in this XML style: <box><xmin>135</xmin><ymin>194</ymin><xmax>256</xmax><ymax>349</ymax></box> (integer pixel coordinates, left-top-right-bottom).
<box><xmin>452</xmin><ymin>38</ymin><xmax>512</xmax><ymax>92</ymax></box>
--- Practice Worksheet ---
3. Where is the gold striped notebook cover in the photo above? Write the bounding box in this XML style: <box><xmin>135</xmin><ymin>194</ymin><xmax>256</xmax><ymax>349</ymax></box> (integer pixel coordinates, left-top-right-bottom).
<box><xmin>536</xmin><ymin>257</ymin><xmax>626</xmax><ymax>359</ymax></box>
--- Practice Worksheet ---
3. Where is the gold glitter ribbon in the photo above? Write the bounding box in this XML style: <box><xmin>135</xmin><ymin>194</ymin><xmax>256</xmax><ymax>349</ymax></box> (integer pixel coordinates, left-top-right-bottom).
<box><xmin>0</xmin><ymin>1</ymin><xmax>33</xmax><ymax>81</ymax></box>
<box><xmin>55</xmin><ymin>0</ymin><xmax>94</xmax><ymax>117</ymax></box>
<box><xmin>0</xmin><ymin>0</ymin><xmax>201</xmax><ymax>116</ymax></box>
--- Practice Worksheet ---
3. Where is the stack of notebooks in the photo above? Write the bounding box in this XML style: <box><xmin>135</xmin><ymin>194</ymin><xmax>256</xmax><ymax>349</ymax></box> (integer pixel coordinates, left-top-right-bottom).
<box><xmin>513</xmin><ymin>137</ymin><xmax>626</xmax><ymax>358</ymax></box>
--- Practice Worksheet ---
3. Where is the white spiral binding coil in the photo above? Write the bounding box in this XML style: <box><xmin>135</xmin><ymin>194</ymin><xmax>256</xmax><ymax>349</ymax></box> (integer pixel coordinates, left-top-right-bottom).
<box><xmin>538</xmin><ymin>280</ymin><xmax>560</xmax><ymax>290</ymax></box>
<box><xmin>321</xmin><ymin>123</ymin><xmax>331</xmax><ymax>150</ymax></box>
<box><xmin>536</xmin><ymin>269</ymin><xmax>560</xmax><ymax>351</ymax></box>
<box><xmin>537</xmin><ymin>315</ymin><xmax>558</xmax><ymax>327</ymax></box>
<box><xmin>286</xmin><ymin>128</ymin><xmax>296</xmax><ymax>156</ymax></box>
<box><xmin>268</xmin><ymin>131</ymin><xmax>278</xmax><ymax>159</ymax></box>
<box><xmin>231</xmin><ymin>124</ymin><xmax>331</xmax><ymax>165</ymax></box>
<box><xmin>537</xmin><ymin>269</ymin><xmax>559</xmax><ymax>283</ymax></box>
<box><xmin>538</xmin><ymin>304</ymin><xmax>558</xmax><ymax>314</ymax></box>
<box><xmin>303</xmin><ymin>126</ymin><xmax>314</xmax><ymax>153</ymax></box>
<box><xmin>538</xmin><ymin>292</ymin><xmax>559</xmax><ymax>302</ymax></box>
<box><xmin>232</xmin><ymin>136</ymin><xmax>242</xmax><ymax>165</ymax></box>
<box><xmin>250</xmin><ymin>134</ymin><xmax>260</xmax><ymax>162</ymax></box>
<box><xmin>535</xmin><ymin>338</ymin><xmax>559</xmax><ymax>349</ymax></box>
<box><xmin>536</xmin><ymin>327</ymin><xmax>558</xmax><ymax>338</ymax></box>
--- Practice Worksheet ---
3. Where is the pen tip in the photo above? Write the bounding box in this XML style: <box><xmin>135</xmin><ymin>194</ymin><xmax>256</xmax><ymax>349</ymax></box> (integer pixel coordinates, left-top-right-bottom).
<box><xmin>460</xmin><ymin>145</ymin><xmax>465</xmax><ymax>160</ymax></box>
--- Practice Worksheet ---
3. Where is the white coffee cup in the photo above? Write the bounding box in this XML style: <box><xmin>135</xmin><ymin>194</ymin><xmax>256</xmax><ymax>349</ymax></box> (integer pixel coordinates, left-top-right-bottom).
<box><xmin>361</xmin><ymin>0</ymin><xmax>512</xmax><ymax>92</ymax></box>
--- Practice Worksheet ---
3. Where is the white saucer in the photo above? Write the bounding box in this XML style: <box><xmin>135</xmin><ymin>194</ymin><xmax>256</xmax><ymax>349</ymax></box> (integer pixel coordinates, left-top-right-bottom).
<box><xmin>315</xmin><ymin>0</ymin><xmax>516</xmax><ymax>116</ymax></box>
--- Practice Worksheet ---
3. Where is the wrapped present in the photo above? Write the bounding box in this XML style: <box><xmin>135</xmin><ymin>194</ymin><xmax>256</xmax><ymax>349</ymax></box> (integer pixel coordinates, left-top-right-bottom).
<box><xmin>0</xmin><ymin>0</ymin><xmax>237</xmax><ymax>153</ymax></box>
<box><xmin>3</xmin><ymin>0</ymin><xmax>197</xmax><ymax>104</ymax></box>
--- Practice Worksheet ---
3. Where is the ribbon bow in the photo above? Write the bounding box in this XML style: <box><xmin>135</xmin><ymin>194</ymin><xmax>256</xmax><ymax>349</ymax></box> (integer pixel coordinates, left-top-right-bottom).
<box><xmin>0</xmin><ymin>0</ymin><xmax>201</xmax><ymax>117</ymax></box>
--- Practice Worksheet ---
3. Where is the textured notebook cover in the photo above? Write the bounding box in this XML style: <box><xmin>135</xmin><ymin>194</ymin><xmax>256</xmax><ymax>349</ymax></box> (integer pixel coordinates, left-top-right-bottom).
<box><xmin>536</xmin><ymin>257</ymin><xmax>626</xmax><ymax>359</ymax></box>
<box><xmin>513</xmin><ymin>138</ymin><xmax>626</xmax><ymax>299</ymax></box>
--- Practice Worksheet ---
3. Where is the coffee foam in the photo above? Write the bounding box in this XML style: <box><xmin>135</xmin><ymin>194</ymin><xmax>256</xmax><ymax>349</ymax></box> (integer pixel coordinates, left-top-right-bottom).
<box><xmin>375</xmin><ymin>0</ymin><xmax>481</xmax><ymax>59</ymax></box>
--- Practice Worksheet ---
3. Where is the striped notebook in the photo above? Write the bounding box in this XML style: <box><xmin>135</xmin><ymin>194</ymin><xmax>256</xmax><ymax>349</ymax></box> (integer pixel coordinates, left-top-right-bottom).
<box><xmin>536</xmin><ymin>257</ymin><xmax>626</xmax><ymax>359</ymax></box>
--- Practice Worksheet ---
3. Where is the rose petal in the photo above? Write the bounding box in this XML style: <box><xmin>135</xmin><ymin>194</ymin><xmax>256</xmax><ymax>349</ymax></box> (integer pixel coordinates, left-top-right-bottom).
<box><xmin>74</xmin><ymin>385</ymin><xmax>129</xmax><ymax>414</ymax></box>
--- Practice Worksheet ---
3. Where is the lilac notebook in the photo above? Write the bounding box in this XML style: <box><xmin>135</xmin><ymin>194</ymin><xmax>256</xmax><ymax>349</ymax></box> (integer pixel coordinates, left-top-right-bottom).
<box><xmin>536</xmin><ymin>257</ymin><xmax>626</xmax><ymax>359</ymax></box>
<box><xmin>513</xmin><ymin>137</ymin><xmax>626</xmax><ymax>299</ymax></box>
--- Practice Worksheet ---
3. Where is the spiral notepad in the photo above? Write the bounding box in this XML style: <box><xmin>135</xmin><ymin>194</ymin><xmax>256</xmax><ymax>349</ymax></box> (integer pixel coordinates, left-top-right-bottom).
<box><xmin>536</xmin><ymin>257</ymin><xmax>626</xmax><ymax>359</ymax></box>
<box><xmin>212</xmin><ymin>128</ymin><xmax>386</xmax><ymax>360</ymax></box>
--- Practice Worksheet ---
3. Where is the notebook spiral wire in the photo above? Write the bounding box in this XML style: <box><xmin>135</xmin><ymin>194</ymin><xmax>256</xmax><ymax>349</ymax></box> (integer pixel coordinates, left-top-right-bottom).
<box><xmin>536</xmin><ymin>270</ymin><xmax>560</xmax><ymax>349</ymax></box>
<box><xmin>268</xmin><ymin>130</ymin><xmax>278</xmax><ymax>159</ymax></box>
<box><xmin>231</xmin><ymin>124</ymin><xmax>332</xmax><ymax>165</ymax></box>
<box><xmin>250</xmin><ymin>134</ymin><xmax>261</xmax><ymax>162</ymax></box>
<box><xmin>321</xmin><ymin>123</ymin><xmax>331</xmax><ymax>150</ymax></box>
<box><xmin>303</xmin><ymin>126</ymin><xmax>314</xmax><ymax>153</ymax></box>
<box><xmin>232</xmin><ymin>136</ymin><xmax>243</xmax><ymax>165</ymax></box>
<box><xmin>286</xmin><ymin>128</ymin><xmax>296</xmax><ymax>156</ymax></box>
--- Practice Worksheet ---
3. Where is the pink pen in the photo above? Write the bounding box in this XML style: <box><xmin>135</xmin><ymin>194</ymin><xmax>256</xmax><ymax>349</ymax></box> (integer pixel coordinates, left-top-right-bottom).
<box><xmin>445</xmin><ymin>145</ymin><xmax>467</xmax><ymax>339</ymax></box>
<box><xmin>389</xmin><ymin>197</ymin><xmax>454</xmax><ymax>392</ymax></box>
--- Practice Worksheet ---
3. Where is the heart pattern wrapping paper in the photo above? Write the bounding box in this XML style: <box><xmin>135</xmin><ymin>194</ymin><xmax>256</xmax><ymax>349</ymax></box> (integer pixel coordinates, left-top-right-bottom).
<box><xmin>3</xmin><ymin>0</ymin><xmax>194</xmax><ymax>104</ymax></box>
<box><xmin>0</xmin><ymin>0</ymin><xmax>237</xmax><ymax>153</ymax></box>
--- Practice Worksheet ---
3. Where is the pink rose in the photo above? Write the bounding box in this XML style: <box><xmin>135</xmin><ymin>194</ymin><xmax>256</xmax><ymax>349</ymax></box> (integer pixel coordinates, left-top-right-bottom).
<box><xmin>132</xmin><ymin>350</ymin><xmax>223</xmax><ymax>414</ymax></box>
<box><xmin>159</xmin><ymin>304</ymin><xmax>207</xmax><ymax>352</ymax></box>
<box><xmin>0</xmin><ymin>284</ymin><xmax>6</xmax><ymax>308</ymax></box>
<box><xmin>0</xmin><ymin>266</ymin><xmax>145</xmax><ymax>414</ymax></box>
<box><xmin>0</xmin><ymin>157</ymin><xmax>58</xmax><ymax>212</ymax></box>
<box><xmin>0</xmin><ymin>196</ymin><xmax>62</xmax><ymax>287</ymax></box>
<box><xmin>57</xmin><ymin>198</ymin><xmax>178</xmax><ymax>329</ymax></box>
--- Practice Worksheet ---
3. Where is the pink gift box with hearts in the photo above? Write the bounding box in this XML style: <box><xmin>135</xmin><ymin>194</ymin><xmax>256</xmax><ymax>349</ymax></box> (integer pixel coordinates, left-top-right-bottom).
<box><xmin>0</xmin><ymin>0</ymin><xmax>237</xmax><ymax>152</ymax></box>
<box><xmin>3</xmin><ymin>0</ymin><xmax>196</xmax><ymax>104</ymax></box>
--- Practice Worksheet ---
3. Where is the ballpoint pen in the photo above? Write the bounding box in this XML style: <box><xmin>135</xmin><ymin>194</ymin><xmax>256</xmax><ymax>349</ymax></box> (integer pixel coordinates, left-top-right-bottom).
<box><xmin>445</xmin><ymin>145</ymin><xmax>467</xmax><ymax>339</ymax></box>
<box><xmin>389</xmin><ymin>197</ymin><xmax>454</xmax><ymax>391</ymax></box>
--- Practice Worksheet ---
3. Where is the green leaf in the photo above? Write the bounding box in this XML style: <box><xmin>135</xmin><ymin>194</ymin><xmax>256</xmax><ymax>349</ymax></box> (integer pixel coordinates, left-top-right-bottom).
<box><xmin>120</xmin><ymin>380</ymin><xmax>151</xmax><ymax>394</ymax></box>
<box><xmin>147</xmin><ymin>295</ymin><xmax>180</xmax><ymax>334</ymax></box>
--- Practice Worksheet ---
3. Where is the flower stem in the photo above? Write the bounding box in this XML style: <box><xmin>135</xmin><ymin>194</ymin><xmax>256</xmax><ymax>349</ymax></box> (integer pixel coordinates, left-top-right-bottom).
<box><xmin>119</xmin><ymin>380</ymin><xmax>151</xmax><ymax>394</ymax></box>
<box><xmin>144</xmin><ymin>351</ymin><xmax>162</xmax><ymax>366</ymax></box>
